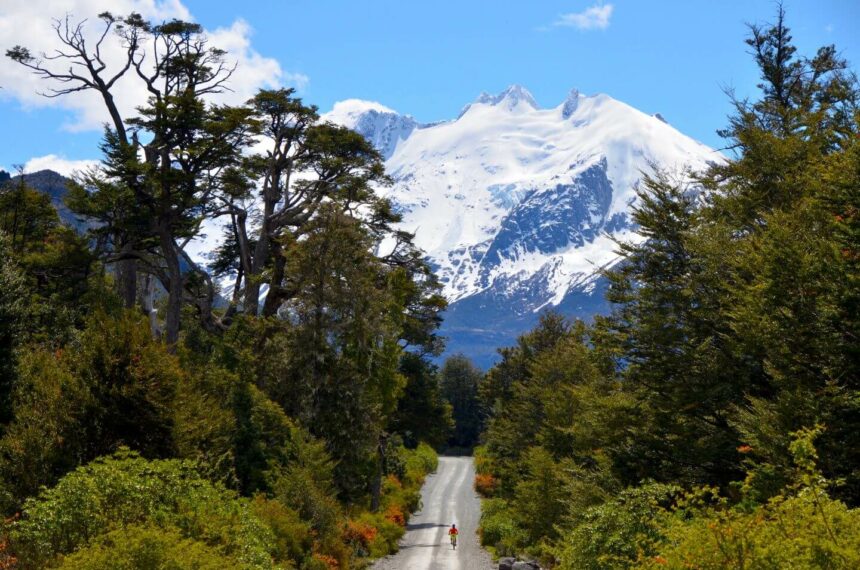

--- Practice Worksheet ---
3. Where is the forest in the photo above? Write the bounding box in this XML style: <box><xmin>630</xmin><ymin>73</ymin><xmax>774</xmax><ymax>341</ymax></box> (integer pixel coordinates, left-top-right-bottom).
<box><xmin>0</xmin><ymin>6</ymin><xmax>858</xmax><ymax>570</ymax></box>
<box><xmin>0</xmin><ymin>10</ymin><xmax>455</xmax><ymax>570</ymax></box>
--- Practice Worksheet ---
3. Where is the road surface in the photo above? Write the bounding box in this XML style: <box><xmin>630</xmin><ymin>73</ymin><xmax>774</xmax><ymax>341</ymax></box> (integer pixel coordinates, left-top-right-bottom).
<box><xmin>372</xmin><ymin>456</ymin><xmax>495</xmax><ymax>570</ymax></box>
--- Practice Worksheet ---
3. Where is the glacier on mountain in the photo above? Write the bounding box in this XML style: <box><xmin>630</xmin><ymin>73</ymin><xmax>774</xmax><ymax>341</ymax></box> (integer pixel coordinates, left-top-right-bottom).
<box><xmin>326</xmin><ymin>85</ymin><xmax>721</xmax><ymax>366</ymax></box>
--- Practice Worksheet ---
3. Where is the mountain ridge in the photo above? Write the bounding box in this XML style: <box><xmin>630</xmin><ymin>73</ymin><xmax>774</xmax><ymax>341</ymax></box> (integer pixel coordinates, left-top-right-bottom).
<box><xmin>324</xmin><ymin>85</ymin><xmax>722</xmax><ymax>366</ymax></box>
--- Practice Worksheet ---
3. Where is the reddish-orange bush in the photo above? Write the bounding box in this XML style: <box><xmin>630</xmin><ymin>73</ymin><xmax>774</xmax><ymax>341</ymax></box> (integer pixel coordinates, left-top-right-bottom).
<box><xmin>474</xmin><ymin>473</ymin><xmax>498</xmax><ymax>497</ymax></box>
<box><xmin>385</xmin><ymin>474</ymin><xmax>402</xmax><ymax>489</ymax></box>
<box><xmin>0</xmin><ymin>517</ymin><xmax>18</xmax><ymax>570</ymax></box>
<box><xmin>343</xmin><ymin>520</ymin><xmax>378</xmax><ymax>549</ymax></box>
<box><xmin>312</xmin><ymin>553</ymin><xmax>340</xmax><ymax>570</ymax></box>
<box><xmin>385</xmin><ymin>504</ymin><xmax>406</xmax><ymax>527</ymax></box>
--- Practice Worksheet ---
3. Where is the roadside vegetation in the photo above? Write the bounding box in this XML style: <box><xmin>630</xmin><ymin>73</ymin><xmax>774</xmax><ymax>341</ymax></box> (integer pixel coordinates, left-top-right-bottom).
<box><xmin>476</xmin><ymin>8</ymin><xmax>860</xmax><ymax>569</ymax></box>
<box><xmin>0</xmin><ymin>10</ymin><xmax>450</xmax><ymax>569</ymax></box>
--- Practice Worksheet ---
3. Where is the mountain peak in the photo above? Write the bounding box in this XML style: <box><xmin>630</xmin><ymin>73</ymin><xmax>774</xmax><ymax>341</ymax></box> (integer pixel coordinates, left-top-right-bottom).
<box><xmin>325</xmin><ymin>99</ymin><xmax>402</xmax><ymax>125</ymax></box>
<box><xmin>323</xmin><ymin>99</ymin><xmax>418</xmax><ymax>159</ymax></box>
<box><xmin>474</xmin><ymin>84</ymin><xmax>539</xmax><ymax>110</ymax></box>
<box><xmin>457</xmin><ymin>85</ymin><xmax>539</xmax><ymax>119</ymax></box>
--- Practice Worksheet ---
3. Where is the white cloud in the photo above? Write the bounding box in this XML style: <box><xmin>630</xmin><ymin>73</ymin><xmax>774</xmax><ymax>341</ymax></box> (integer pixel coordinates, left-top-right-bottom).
<box><xmin>23</xmin><ymin>154</ymin><xmax>100</xmax><ymax>176</ymax></box>
<box><xmin>553</xmin><ymin>3</ymin><xmax>614</xmax><ymax>30</ymax></box>
<box><xmin>0</xmin><ymin>0</ymin><xmax>305</xmax><ymax>132</ymax></box>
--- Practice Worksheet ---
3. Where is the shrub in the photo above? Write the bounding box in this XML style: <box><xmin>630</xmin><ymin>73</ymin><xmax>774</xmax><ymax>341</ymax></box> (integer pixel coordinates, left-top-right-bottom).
<box><xmin>269</xmin><ymin>464</ymin><xmax>343</xmax><ymax>542</ymax></box>
<box><xmin>384</xmin><ymin>504</ymin><xmax>406</xmax><ymax>527</ymax></box>
<box><xmin>554</xmin><ymin>483</ymin><xmax>680</xmax><ymax>570</ymax></box>
<box><xmin>368</xmin><ymin>513</ymin><xmax>404</xmax><ymax>558</ymax></box>
<box><xmin>310</xmin><ymin>553</ymin><xmax>339</xmax><ymax>570</ymax></box>
<box><xmin>473</xmin><ymin>445</ymin><xmax>494</xmax><ymax>475</ymax></box>
<box><xmin>475</xmin><ymin>473</ymin><xmax>498</xmax><ymax>497</ymax></box>
<box><xmin>479</xmin><ymin>498</ymin><xmax>525</xmax><ymax>558</ymax></box>
<box><xmin>54</xmin><ymin>524</ymin><xmax>230</xmax><ymax>569</ymax></box>
<box><xmin>636</xmin><ymin>427</ymin><xmax>860</xmax><ymax>569</ymax></box>
<box><xmin>7</xmin><ymin>450</ymin><xmax>279</xmax><ymax>569</ymax></box>
<box><xmin>0</xmin><ymin>524</ymin><xmax>17</xmax><ymax>570</ymax></box>
<box><xmin>637</xmin><ymin>491</ymin><xmax>860</xmax><ymax>569</ymax></box>
<box><xmin>250</xmin><ymin>496</ymin><xmax>313</xmax><ymax>567</ymax></box>
<box><xmin>403</xmin><ymin>442</ymin><xmax>438</xmax><ymax>488</ymax></box>
<box><xmin>343</xmin><ymin>512</ymin><xmax>405</xmax><ymax>559</ymax></box>
<box><xmin>343</xmin><ymin>519</ymin><xmax>378</xmax><ymax>554</ymax></box>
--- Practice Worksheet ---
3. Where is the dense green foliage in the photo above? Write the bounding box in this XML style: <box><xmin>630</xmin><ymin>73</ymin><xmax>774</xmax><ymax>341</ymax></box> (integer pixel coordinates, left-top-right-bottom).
<box><xmin>477</xmin><ymin>8</ymin><xmax>860</xmax><ymax>568</ymax></box>
<box><xmin>0</xmin><ymin>10</ymin><xmax>447</xmax><ymax>569</ymax></box>
<box><xmin>389</xmin><ymin>353</ymin><xmax>454</xmax><ymax>449</ymax></box>
<box><xmin>440</xmin><ymin>354</ymin><xmax>485</xmax><ymax>450</ymax></box>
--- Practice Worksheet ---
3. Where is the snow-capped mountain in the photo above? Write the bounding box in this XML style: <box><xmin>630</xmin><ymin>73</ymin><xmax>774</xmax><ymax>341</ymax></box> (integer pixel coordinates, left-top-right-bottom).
<box><xmin>325</xmin><ymin>85</ymin><xmax>721</xmax><ymax>366</ymax></box>
<box><xmin>324</xmin><ymin>99</ymin><xmax>419</xmax><ymax>159</ymax></box>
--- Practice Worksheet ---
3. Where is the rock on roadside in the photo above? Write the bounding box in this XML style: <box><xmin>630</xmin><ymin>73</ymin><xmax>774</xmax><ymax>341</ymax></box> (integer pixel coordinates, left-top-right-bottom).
<box><xmin>499</xmin><ymin>558</ymin><xmax>541</xmax><ymax>570</ymax></box>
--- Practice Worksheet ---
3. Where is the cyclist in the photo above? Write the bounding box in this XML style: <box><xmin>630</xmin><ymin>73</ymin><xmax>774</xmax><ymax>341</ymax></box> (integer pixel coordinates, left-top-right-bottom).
<box><xmin>448</xmin><ymin>523</ymin><xmax>459</xmax><ymax>549</ymax></box>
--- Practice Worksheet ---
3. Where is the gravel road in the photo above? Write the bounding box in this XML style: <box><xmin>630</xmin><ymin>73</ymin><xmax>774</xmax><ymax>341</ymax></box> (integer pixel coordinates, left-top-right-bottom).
<box><xmin>371</xmin><ymin>456</ymin><xmax>495</xmax><ymax>570</ymax></box>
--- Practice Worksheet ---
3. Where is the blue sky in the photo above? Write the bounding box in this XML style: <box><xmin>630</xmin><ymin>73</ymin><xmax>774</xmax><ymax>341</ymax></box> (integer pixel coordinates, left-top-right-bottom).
<box><xmin>1</xmin><ymin>0</ymin><xmax>858</xmax><ymax>172</ymax></box>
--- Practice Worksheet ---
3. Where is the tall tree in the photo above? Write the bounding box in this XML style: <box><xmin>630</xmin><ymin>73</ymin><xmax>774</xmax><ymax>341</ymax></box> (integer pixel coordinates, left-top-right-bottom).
<box><xmin>7</xmin><ymin>13</ymin><xmax>145</xmax><ymax>307</ymax></box>
<box><xmin>440</xmin><ymin>354</ymin><xmax>484</xmax><ymax>450</ymax></box>
<box><xmin>0</xmin><ymin>233</ymin><xmax>27</xmax><ymax>424</ymax></box>
<box><xmin>701</xmin><ymin>7</ymin><xmax>860</xmax><ymax>500</ymax></box>
<box><xmin>605</xmin><ymin>172</ymin><xmax>748</xmax><ymax>488</ymax></box>
<box><xmin>389</xmin><ymin>353</ymin><xmax>453</xmax><ymax>450</ymax></box>
<box><xmin>9</xmin><ymin>14</ymin><xmax>254</xmax><ymax>346</ymax></box>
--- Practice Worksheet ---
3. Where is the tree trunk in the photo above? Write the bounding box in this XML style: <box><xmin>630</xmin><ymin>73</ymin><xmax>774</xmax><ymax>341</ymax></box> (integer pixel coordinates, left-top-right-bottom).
<box><xmin>139</xmin><ymin>273</ymin><xmax>160</xmax><ymax>339</ymax></box>
<box><xmin>244</xmin><ymin>197</ymin><xmax>275</xmax><ymax>315</ymax></box>
<box><xmin>261</xmin><ymin>249</ymin><xmax>287</xmax><ymax>317</ymax></box>
<box><xmin>159</xmin><ymin>228</ymin><xmax>183</xmax><ymax>350</ymax></box>
<box><xmin>117</xmin><ymin>242</ymin><xmax>137</xmax><ymax>309</ymax></box>
<box><xmin>370</xmin><ymin>433</ymin><xmax>389</xmax><ymax>513</ymax></box>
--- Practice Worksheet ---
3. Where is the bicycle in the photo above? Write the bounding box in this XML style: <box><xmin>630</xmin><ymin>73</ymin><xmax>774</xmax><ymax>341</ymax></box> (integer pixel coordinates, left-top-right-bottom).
<box><xmin>450</xmin><ymin>534</ymin><xmax>457</xmax><ymax>550</ymax></box>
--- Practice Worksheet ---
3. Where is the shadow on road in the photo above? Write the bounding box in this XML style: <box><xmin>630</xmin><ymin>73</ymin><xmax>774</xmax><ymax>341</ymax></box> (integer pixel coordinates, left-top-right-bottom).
<box><xmin>405</xmin><ymin>523</ymin><xmax>448</xmax><ymax>531</ymax></box>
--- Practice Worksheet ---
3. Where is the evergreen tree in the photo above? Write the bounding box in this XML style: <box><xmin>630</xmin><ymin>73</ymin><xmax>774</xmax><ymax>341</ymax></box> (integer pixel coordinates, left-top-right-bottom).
<box><xmin>698</xmin><ymin>7</ymin><xmax>860</xmax><ymax>501</ymax></box>
<box><xmin>605</xmin><ymin>172</ymin><xmax>747</xmax><ymax>488</ymax></box>
<box><xmin>9</xmin><ymin>14</ymin><xmax>255</xmax><ymax>346</ymax></box>
<box><xmin>0</xmin><ymin>311</ymin><xmax>182</xmax><ymax>505</ymax></box>
<box><xmin>389</xmin><ymin>353</ymin><xmax>453</xmax><ymax>449</ymax></box>
<box><xmin>440</xmin><ymin>354</ymin><xmax>484</xmax><ymax>450</ymax></box>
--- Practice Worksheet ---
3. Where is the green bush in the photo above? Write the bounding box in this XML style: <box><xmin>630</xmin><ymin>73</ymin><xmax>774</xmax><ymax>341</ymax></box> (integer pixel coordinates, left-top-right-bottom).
<box><xmin>8</xmin><ymin>450</ymin><xmax>279</xmax><ymax>569</ymax></box>
<box><xmin>403</xmin><ymin>442</ymin><xmax>438</xmax><ymax>487</ymax></box>
<box><xmin>55</xmin><ymin>524</ymin><xmax>232</xmax><ymax>569</ymax></box>
<box><xmin>479</xmin><ymin>498</ymin><xmax>525</xmax><ymax>558</ymax></box>
<box><xmin>636</xmin><ymin>427</ymin><xmax>860</xmax><ymax>569</ymax></box>
<box><xmin>0</xmin><ymin>311</ymin><xmax>182</xmax><ymax>506</ymax></box>
<box><xmin>473</xmin><ymin>445</ymin><xmax>494</xmax><ymax>476</ymax></box>
<box><xmin>268</xmin><ymin>464</ymin><xmax>342</xmax><ymax>542</ymax></box>
<box><xmin>351</xmin><ymin>512</ymin><xmax>404</xmax><ymax>558</ymax></box>
<box><xmin>554</xmin><ymin>483</ymin><xmax>679</xmax><ymax>570</ymax></box>
<box><xmin>638</xmin><ymin>491</ymin><xmax>860</xmax><ymax>569</ymax></box>
<box><xmin>250</xmin><ymin>496</ymin><xmax>313</xmax><ymax>568</ymax></box>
